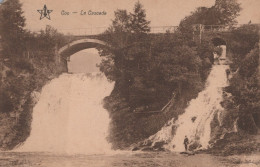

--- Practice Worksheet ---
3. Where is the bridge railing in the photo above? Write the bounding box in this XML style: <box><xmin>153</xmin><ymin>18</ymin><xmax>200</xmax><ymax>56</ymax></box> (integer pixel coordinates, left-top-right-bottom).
<box><xmin>59</xmin><ymin>27</ymin><xmax>108</xmax><ymax>36</ymax></box>
<box><xmin>55</xmin><ymin>24</ymin><xmax>259</xmax><ymax>36</ymax></box>
<box><xmin>59</xmin><ymin>26</ymin><xmax>179</xmax><ymax>36</ymax></box>
<box><xmin>203</xmin><ymin>25</ymin><xmax>229</xmax><ymax>32</ymax></box>
<box><xmin>192</xmin><ymin>24</ymin><xmax>231</xmax><ymax>32</ymax></box>
<box><xmin>150</xmin><ymin>26</ymin><xmax>178</xmax><ymax>33</ymax></box>
<box><xmin>195</xmin><ymin>24</ymin><xmax>259</xmax><ymax>32</ymax></box>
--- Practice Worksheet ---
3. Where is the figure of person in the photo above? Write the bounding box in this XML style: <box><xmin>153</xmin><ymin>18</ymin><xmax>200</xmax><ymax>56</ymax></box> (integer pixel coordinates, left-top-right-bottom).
<box><xmin>183</xmin><ymin>136</ymin><xmax>189</xmax><ymax>151</ymax></box>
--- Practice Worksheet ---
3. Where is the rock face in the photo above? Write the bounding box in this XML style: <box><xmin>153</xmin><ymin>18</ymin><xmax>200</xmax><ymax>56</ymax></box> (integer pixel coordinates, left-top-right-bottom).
<box><xmin>131</xmin><ymin>140</ymin><xmax>167</xmax><ymax>152</ymax></box>
<box><xmin>0</xmin><ymin>53</ymin><xmax>67</xmax><ymax>150</ymax></box>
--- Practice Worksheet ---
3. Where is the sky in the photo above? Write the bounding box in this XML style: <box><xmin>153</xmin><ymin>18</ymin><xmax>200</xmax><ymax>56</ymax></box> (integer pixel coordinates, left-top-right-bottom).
<box><xmin>20</xmin><ymin>0</ymin><xmax>260</xmax><ymax>33</ymax></box>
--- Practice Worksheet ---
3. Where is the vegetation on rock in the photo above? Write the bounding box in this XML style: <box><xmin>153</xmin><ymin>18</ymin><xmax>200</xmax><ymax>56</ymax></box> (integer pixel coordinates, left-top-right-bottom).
<box><xmin>224</xmin><ymin>24</ymin><xmax>260</xmax><ymax>134</ymax></box>
<box><xmin>0</xmin><ymin>0</ymin><xmax>68</xmax><ymax>150</ymax></box>
<box><xmin>98</xmin><ymin>1</ymin><xmax>231</xmax><ymax>148</ymax></box>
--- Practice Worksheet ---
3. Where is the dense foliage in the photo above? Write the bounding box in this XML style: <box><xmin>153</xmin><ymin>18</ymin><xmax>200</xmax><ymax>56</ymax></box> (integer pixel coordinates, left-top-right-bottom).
<box><xmin>225</xmin><ymin>24</ymin><xmax>260</xmax><ymax>134</ymax></box>
<box><xmin>0</xmin><ymin>0</ymin><xmax>68</xmax><ymax>150</ymax></box>
<box><xmin>178</xmin><ymin>0</ymin><xmax>241</xmax><ymax>38</ymax></box>
<box><xmin>98</xmin><ymin>1</ymin><xmax>218</xmax><ymax>148</ymax></box>
<box><xmin>99</xmin><ymin>2</ymin><xmax>216</xmax><ymax>112</ymax></box>
<box><xmin>0</xmin><ymin>0</ymin><xmax>26</xmax><ymax>56</ymax></box>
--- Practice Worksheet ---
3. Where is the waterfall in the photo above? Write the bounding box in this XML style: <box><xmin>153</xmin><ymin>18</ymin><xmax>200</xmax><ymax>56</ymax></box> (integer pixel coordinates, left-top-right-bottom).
<box><xmin>146</xmin><ymin>64</ymin><xmax>229</xmax><ymax>152</ymax></box>
<box><xmin>18</xmin><ymin>73</ymin><xmax>114</xmax><ymax>154</ymax></box>
<box><xmin>169</xmin><ymin>65</ymin><xmax>229</xmax><ymax>151</ymax></box>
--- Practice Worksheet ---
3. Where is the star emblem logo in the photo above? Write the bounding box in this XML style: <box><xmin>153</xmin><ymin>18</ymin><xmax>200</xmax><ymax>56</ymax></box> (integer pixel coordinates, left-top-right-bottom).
<box><xmin>37</xmin><ymin>5</ymin><xmax>53</xmax><ymax>20</ymax></box>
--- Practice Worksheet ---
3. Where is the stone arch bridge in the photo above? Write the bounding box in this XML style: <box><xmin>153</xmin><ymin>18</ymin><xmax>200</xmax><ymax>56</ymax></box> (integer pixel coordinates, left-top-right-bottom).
<box><xmin>56</xmin><ymin>24</ymin><xmax>259</xmax><ymax>63</ymax></box>
<box><xmin>58</xmin><ymin>38</ymin><xmax>109</xmax><ymax>59</ymax></box>
<box><xmin>56</xmin><ymin>26</ymin><xmax>179</xmax><ymax>61</ymax></box>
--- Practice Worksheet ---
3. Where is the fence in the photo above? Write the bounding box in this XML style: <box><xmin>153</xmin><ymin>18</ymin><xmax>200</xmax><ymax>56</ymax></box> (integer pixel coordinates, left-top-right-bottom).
<box><xmin>59</xmin><ymin>26</ymin><xmax>179</xmax><ymax>36</ymax></box>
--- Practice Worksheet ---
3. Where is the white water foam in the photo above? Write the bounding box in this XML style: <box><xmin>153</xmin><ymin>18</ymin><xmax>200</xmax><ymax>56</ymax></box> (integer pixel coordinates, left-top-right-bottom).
<box><xmin>149</xmin><ymin>64</ymin><xmax>229</xmax><ymax>152</ymax></box>
<box><xmin>169</xmin><ymin>65</ymin><xmax>229</xmax><ymax>151</ymax></box>
<box><xmin>18</xmin><ymin>73</ymin><xmax>114</xmax><ymax>154</ymax></box>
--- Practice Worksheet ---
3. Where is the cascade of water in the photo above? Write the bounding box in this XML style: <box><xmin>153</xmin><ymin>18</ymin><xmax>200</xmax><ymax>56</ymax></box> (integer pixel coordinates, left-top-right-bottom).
<box><xmin>169</xmin><ymin>65</ymin><xmax>229</xmax><ymax>151</ymax></box>
<box><xmin>18</xmin><ymin>73</ymin><xmax>114</xmax><ymax>154</ymax></box>
<box><xmin>147</xmin><ymin>64</ymin><xmax>229</xmax><ymax>152</ymax></box>
<box><xmin>145</xmin><ymin>45</ymin><xmax>230</xmax><ymax>152</ymax></box>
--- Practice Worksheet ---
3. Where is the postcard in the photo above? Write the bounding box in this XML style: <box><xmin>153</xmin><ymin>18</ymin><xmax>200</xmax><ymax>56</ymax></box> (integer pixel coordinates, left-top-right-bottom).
<box><xmin>0</xmin><ymin>0</ymin><xmax>259</xmax><ymax>166</ymax></box>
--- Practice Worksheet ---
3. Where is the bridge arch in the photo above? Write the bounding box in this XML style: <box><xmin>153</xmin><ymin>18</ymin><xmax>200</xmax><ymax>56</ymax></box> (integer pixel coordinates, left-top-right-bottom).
<box><xmin>58</xmin><ymin>38</ymin><xmax>110</xmax><ymax>58</ymax></box>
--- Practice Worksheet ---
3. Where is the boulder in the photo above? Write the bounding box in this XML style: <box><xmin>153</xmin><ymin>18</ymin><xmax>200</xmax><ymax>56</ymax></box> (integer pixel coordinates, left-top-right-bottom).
<box><xmin>188</xmin><ymin>141</ymin><xmax>202</xmax><ymax>151</ymax></box>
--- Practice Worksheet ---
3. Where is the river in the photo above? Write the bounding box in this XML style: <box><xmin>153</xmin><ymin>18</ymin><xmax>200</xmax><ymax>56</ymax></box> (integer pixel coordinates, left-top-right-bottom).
<box><xmin>0</xmin><ymin>151</ymin><xmax>259</xmax><ymax>167</ymax></box>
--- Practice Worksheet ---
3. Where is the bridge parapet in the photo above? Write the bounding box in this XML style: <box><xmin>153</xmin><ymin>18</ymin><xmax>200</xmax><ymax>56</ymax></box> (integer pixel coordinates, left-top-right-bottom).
<box><xmin>58</xmin><ymin>24</ymin><xmax>260</xmax><ymax>37</ymax></box>
<box><xmin>59</xmin><ymin>26</ymin><xmax>179</xmax><ymax>36</ymax></box>
<box><xmin>193</xmin><ymin>23</ymin><xmax>260</xmax><ymax>33</ymax></box>
<box><xmin>150</xmin><ymin>26</ymin><xmax>178</xmax><ymax>33</ymax></box>
<box><xmin>60</xmin><ymin>27</ymin><xmax>107</xmax><ymax>36</ymax></box>
<box><xmin>193</xmin><ymin>24</ymin><xmax>234</xmax><ymax>33</ymax></box>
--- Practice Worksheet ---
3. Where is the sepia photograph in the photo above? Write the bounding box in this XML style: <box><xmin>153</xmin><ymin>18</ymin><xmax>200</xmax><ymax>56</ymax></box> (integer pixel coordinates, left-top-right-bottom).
<box><xmin>0</xmin><ymin>0</ymin><xmax>259</xmax><ymax>166</ymax></box>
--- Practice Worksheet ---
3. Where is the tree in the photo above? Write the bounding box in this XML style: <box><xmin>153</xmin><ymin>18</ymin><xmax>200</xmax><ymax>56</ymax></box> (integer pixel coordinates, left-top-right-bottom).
<box><xmin>0</xmin><ymin>0</ymin><xmax>26</xmax><ymax>57</ymax></box>
<box><xmin>179</xmin><ymin>0</ymin><xmax>241</xmax><ymax>35</ymax></box>
<box><xmin>112</xmin><ymin>10</ymin><xmax>131</xmax><ymax>33</ymax></box>
<box><xmin>227</xmin><ymin>46</ymin><xmax>260</xmax><ymax>133</ymax></box>
<box><xmin>99</xmin><ymin>1</ymin><xmax>151</xmax><ymax>84</ymax></box>
<box><xmin>229</xmin><ymin>24</ymin><xmax>259</xmax><ymax>69</ymax></box>
<box><xmin>130</xmin><ymin>1</ymin><xmax>150</xmax><ymax>34</ymax></box>
<box><xmin>213</xmin><ymin>0</ymin><xmax>241</xmax><ymax>25</ymax></box>
<box><xmin>102</xmin><ymin>10</ymin><xmax>132</xmax><ymax>50</ymax></box>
